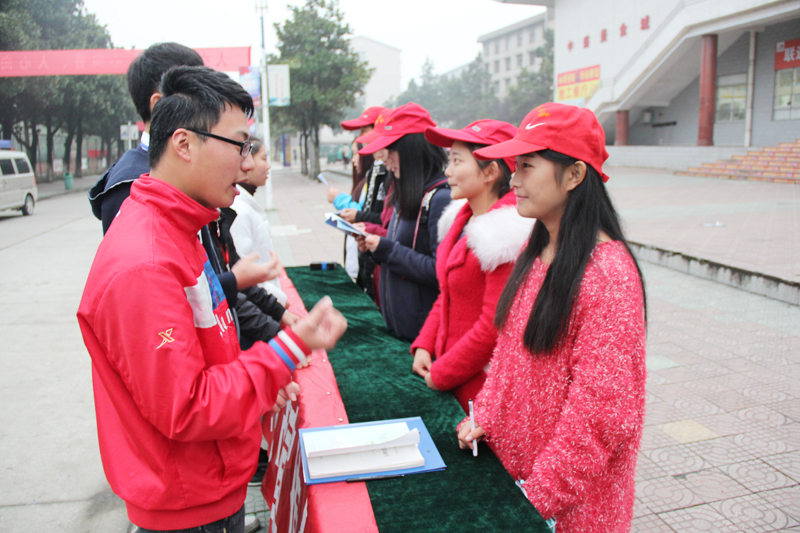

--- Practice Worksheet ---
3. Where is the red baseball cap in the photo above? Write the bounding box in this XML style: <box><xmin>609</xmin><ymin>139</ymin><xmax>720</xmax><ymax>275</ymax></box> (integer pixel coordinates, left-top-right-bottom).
<box><xmin>473</xmin><ymin>103</ymin><xmax>610</xmax><ymax>182</ymax></box>
<box><xmin>359</xmin><ymin>103</ymin><xmax>436</xmax><ymax>155</ymax></box>
<box><xmin>355</xmin><ymin>107</ymin><xmax>392</xmax><ymax>145</ymax></box>
<box><xmin>425</xmin><ymin>119</ymin><xmax>518</xmax><ymax>173</ymax></box>
<box><xmin>341</xmin><ymin>106</ymin><xmax>385</xmax><ymax>131</ymax></box>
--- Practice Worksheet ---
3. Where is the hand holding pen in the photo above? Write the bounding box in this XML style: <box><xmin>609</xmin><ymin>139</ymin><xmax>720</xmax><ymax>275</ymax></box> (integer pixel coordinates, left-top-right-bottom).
<box><xmin>457</xmin><ymin>400</ymin><xmax>485</xmax><ymax>454</ymax></box>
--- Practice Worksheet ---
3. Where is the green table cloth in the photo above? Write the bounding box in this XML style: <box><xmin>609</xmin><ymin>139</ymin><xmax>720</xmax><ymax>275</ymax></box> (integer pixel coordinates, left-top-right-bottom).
<box><xmin>286</xmin><ymin>267</ymin><xmax>548</xmax><ymax>533</ymax></box>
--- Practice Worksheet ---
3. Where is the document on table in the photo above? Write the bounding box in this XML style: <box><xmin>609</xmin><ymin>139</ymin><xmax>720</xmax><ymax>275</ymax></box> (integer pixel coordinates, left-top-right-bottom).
<box><xmin>299</xmin><ymin>417</ymin><xmax>446</xmax><ymax>484</ymax></box>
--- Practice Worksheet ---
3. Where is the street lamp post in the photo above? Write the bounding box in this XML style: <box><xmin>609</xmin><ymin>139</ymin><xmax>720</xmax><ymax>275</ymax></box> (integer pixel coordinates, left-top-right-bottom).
<box><xmin>256</xmin><ymin>0</ymin><xmax>274</xmax><ymax>210</ymax></box>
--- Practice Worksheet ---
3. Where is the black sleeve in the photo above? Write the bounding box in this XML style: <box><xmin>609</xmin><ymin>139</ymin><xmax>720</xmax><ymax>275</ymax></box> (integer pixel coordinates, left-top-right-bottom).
<box><xmin>241</xmin><ymin>285</ymin><xmax>286</xmax><ymax>322</ymax></box>
<box><xmin>218</xmin><ymin>272</ymin><xmax>239</xmax><ymax>309</ymax></box>
<box><xmin>100</xmin><ymin>182</ymin><xmax>132</xmax><ymax>235</ymax></box>
<box><xmin>354</xmin><ymin>210</ymin><xmax>382</xmax><ymax>225</ymax></box>
<box><xmin>235</xmin><ymin>293</ymin><xmax>281</xmax><ymax>343</ymax></box>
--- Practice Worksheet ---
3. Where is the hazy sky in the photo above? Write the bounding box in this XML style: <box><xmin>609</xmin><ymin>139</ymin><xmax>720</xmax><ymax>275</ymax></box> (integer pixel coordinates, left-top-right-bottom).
<box><xmin>81</xmin><ymin>0</ymin><xmax>543</xmax><ymax>89</ymax></box>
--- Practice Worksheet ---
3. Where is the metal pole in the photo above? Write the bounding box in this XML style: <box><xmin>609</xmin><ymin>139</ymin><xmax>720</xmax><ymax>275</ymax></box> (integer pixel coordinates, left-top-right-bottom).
<box><xmin>744</xmin><ymin>30</ymin><xmax>756</xmax><ymax>148</ymax></box>
<box><xmin>256</xmin><ymin>0</ymin><xmax>274</xmax><ymax>210</ymax></box>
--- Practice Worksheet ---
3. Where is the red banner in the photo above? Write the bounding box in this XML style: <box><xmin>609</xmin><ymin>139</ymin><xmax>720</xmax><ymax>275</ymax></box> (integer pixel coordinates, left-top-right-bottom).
<box><xmin>0</xmin><ymin>47</ymin><xmax>250</xmax><ymax>78</ymax></box>
<box><xmin>775</xmin><ymin>39</ymin><xmax>800</xmax><ymax>71</ymax></box>
<box><xmin>262</xmin><ymin>271</ymin><xmax>378</xmax><ymax>533</ymax></box>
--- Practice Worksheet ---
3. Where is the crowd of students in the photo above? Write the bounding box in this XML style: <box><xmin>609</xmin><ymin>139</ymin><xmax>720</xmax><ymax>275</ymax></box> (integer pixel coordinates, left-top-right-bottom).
<box><xmin>329</xmin><ymin>100</ymin><xmax>647</xmax><ymax>533</ymax></box>
<box><xmin>79</xmin><ymin>41</ymin><xmax>646</xmax><ymax>533</ymax></box>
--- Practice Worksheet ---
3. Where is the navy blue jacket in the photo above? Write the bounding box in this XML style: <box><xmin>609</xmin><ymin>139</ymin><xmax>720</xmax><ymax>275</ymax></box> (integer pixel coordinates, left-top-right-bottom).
<box><xmin>370</xmin><ymin>173</ymin><xmax>451</xmax><ymax>342</ymax></box>
<box><xmin>88</xmin><ymin>145</ymin><xmax>149</xmax><ymax>234</ymax></box>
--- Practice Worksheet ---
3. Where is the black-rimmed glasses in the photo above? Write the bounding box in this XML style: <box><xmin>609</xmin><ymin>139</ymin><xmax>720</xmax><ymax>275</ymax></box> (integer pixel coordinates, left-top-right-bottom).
<box><xmin>185</xmin><ymin>127</ymin><xmax>253</xmax><ymax>158</ymax></box>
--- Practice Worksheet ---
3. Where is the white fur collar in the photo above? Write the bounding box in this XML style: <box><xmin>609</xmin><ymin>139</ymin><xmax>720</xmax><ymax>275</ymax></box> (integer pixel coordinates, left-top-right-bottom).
<box><xmin>437</xmin><ymin>199</ymin><xmax>535</xmax><ymax>272</ymax></box>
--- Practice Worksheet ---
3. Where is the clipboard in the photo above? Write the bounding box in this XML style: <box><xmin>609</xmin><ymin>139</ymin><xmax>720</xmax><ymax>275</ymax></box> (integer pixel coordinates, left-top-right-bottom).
<box><xmin>298</xmin><ymin>416</ymin><xmax>446</xmax><ymax>485</ymax></box>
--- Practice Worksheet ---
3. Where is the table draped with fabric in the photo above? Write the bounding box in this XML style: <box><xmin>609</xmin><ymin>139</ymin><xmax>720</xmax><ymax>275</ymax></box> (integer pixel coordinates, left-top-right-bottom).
<box><xmin>262</xmin><ymin>266</ymin><xmax>549</xmax><ymax>533</ymax></box>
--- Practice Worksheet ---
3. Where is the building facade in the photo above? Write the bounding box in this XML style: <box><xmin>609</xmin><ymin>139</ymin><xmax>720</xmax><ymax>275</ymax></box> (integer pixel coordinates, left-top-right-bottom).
<box><xmin>509</xmin><ymin>0</ymin><xmax>800</xmax><ymax>148</ymax></box>
<box><xmin>478</xmin><ymin>9</ymin><xmax>554</xmax><ymax>99</ymax></box>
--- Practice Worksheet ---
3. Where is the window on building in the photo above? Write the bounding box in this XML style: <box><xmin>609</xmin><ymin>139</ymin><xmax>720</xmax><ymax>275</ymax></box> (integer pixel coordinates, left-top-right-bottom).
<box><xmin>495</xmin><ymin>41</ymin><xmax>499</xmax><ymax>54</ymax></box>
<box><xmin>517</xmin><ymin>54</ymin><xmax>523</xmax><ymax>68</ymax></box>
<box><xmin>494</xmin><ymin>60</ymin><xmax>500</xmax><ymax>74</ymax></box>
<box><xmin>530</xmin><ymin>28</ymin><xmax>536</xmax><ymax>43</ymax></box>
<box><xmin>517</xmin><ymin>33</ymin><xmax>523</xmax><ymax>47</ymax></box>
<box><xmin>717</xmin><ymin>74</ymin><xmax>747</xmax><ymax>122</ymax></box>
<box><xmin>505</xmin><ymin>78</ymin><xmax>511</xmax><ymax>90</ymax></box>
<box><xmin>505</xmin><ymin>57</ymin><xmax>511</xmax><ymax>71</ymax></box>
<box><xmin>493</xmin><ymin>81</ymin><xmax>500</xmax><ymax>94</ymax></box>
<box><xmin>505</xmin><ymin>38</ymin><xmax>510</xmax><ymax>51</ymax></box>
<box><xmin>773</xmin><ymin>67</ymin><xmax>800</xmax><ymax>120</ymax></box>
<box><xmin>529</xmin><ymin>51</ymin><xmax>537</xmax><ymax>66</ymax></box>
<box><xmin>484</xmin><ymin>43</ymin><xmax>490</xmax><ymax>57</ymax></box>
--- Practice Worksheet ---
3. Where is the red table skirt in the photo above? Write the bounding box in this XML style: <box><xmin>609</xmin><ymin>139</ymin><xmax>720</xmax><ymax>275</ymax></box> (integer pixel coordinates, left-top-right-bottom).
<box><xmin>261</xmin><ymin>269</ymin><xmax>379</xmax><ymax>533</ymax></box>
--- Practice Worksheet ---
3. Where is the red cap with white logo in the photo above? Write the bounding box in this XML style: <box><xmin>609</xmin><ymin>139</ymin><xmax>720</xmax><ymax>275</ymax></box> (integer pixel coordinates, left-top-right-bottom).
<box><xmin>425</xmin><ymin>119</ymin><xmax>518</xmax><ymax>173</ymax></box>
<box><xmin>355</xmin><ymin>107</ymin><xmax>393</xmax><ymax>145</ymax></box>
<box><xmin>341</xmin><ymin>106</ymin><xmax>385</xmax><ymax>131</ymax></box>
<box><xmin>473</xmin><ymin>103</ymin><xmax>610</xmax><ymax>182</ymax></box>
<box><xmin>358</xmin><ymin>103</ymin><xmax>436</xmax><ymax>155</ymax></box>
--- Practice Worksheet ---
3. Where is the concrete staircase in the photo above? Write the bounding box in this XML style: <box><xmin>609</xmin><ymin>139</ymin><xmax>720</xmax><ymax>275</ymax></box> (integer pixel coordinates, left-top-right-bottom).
<box><xmin>678</xmin><ymin>140</ymin><xmax>800</xmax><ymax>184</ymax></box>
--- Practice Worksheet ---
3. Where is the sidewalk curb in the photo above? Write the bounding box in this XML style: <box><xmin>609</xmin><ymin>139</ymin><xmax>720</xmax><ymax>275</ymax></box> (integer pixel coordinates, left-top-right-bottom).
<box><xmin>39</xmin><ymin>187</ymin><xmax>90</xmax><ymax>201</ymax></box>
<box><xmin>630</xmin><ymin>241</ymin><xmax>800</xmax><ymax>306</ymax></box>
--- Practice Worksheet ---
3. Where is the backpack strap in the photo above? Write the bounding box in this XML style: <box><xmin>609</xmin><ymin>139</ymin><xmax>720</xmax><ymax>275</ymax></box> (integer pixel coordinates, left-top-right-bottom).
<box><xmin>412</xmin><ymin>178</ymin><xmax>449</xmax><ymax>250</ymax></box>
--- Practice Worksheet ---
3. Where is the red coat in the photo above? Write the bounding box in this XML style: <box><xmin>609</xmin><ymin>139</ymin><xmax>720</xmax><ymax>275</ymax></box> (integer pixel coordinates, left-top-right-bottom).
<box><xmin>411</xmin><ymin>192</ymin><xmax>533</xmax><ymax>412</ymax></box>
<box><xmin>474</xmin><ymin>241</ymin><xmax>647</xmax><ymax>533</ymax></box>
<box><xmin>77</xmin><ymin>177</ymin><xmax>307</xmax><ymax>530</ymax></box>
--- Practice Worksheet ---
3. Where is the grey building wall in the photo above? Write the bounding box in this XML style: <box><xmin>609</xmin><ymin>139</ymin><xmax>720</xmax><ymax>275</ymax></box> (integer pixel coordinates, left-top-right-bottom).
<box><xmin>751</xmin><ymin>18</ymin><xmax>800</xmax><ymax>147</ymax></box>
<box><xmin>626</xmin><ymin>18</ymin><xmax>800</xmax><ymax>147</ymax></box>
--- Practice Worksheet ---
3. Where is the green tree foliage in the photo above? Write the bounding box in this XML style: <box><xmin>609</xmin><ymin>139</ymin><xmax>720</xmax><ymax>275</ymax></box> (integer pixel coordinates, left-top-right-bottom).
<box><xmin>391</xmin><ymin>28</ymin><xmax>554</xmax><ymax>128</ymax></box>
<box><xmin>0</xmin><ymin>0</ymin><xmax>136</xmax><ymax>180</ymax></box>
<box><xmin>269</xmin><ymin>0</ymin><xmax>371</xmax><ymax>177</ymax></box>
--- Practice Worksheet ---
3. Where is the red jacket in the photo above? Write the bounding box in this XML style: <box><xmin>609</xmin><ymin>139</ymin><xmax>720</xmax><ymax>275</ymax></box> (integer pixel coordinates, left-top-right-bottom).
<box><xmin>411</xmin><ymin>192</ymin><xmax>533</xmax><ymax>412</ymax></box>
<box><xmin>474</xmin><ymin>241</ymin><xmax>647</xmax><ymax>533</ymax></box>
<box><xmin>77</xmin><ymin>176</ymin><xmax>307</xmax><ymax>530</ymax></box>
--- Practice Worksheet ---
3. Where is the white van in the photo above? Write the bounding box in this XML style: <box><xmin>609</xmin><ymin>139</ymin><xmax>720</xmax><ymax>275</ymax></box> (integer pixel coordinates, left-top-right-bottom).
<box><xmin>0</xmin><ymin>150</ymin><xmax>37</xmax><ymax>215</ymax></box>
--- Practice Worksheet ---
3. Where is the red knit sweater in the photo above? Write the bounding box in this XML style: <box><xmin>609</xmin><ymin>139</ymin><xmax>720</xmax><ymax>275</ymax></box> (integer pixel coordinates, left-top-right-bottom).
<box><xmin>474</xmin><ymin>241</ymin><xmax>646</xmax><ymax>533</ymax></box>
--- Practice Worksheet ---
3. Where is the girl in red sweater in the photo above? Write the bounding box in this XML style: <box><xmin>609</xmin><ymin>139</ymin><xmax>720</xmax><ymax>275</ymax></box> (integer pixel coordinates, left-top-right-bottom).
<box><xmin>410</xmin><ymin>119</ymin><xmax>533</xmax><ymax>413</ymax></box>
<box><xmin>458</xmin><ymin>103</ymin><xmax>647</xmax><ymax>533</ymax></box>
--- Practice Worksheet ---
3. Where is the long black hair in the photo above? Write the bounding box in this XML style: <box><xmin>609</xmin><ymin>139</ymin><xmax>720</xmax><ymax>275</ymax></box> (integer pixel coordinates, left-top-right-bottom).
<box><xmin>494</xmin><ymin>149</ymin><xmax>646</xmax><ymax>354</ymax></box>
<box><xmin>386</xmin><ymin>133</ymin><xmax>447</xmax><ymax>220</ymax></box>
<box><xmin>465</xmin><ymin>142</ymin><xmax>513</xmax><ymax>198</ymax></box>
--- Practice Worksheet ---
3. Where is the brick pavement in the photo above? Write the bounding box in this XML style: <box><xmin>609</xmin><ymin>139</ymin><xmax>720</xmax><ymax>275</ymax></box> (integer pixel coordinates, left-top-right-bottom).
<box><xmin>266</xmin><ymin>166</ymin><xmax>800</xmax><ymax>532</ymax></box>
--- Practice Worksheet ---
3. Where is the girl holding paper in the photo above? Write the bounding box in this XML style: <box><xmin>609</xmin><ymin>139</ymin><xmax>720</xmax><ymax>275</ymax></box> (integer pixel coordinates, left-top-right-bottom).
<box><xmin>356</xmin><ymin>103</ymin><xmax>450</xmax><ymax>341</ymax></box>
<box><xmin>457</xmin><ymin>104</ymin><xmax>647</xmax><ymax>533</ymax></box>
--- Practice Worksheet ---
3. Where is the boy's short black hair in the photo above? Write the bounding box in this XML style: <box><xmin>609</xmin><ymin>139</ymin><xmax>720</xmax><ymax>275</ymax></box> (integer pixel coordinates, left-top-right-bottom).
<box><xmin>127</xmin><ymin>43</ymin><xmax>204</xmax><ymax>123</ymax></box>
<box><xmin>149</xmin><ymin>66</ymin><xmax>255</xmax><ymax>168</ymax></box>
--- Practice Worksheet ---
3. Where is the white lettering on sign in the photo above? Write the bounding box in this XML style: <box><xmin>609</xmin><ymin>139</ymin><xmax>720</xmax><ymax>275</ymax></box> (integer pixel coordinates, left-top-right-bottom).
<box><xmin>270</xmin><ymin>401</ymin><xmax>299</xmax><ymax>532</ymax></box>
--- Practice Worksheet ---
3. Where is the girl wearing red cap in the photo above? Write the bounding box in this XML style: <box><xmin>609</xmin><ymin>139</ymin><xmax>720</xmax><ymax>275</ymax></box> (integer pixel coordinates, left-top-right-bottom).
<box><xmin>458</xmin><ymin>103</ymin><xmax>646</xmax><ymax>533</ymax></box>
<box><xmin>356</xmin><ymin>103</ymin><xmax>451</xmax><ymax>341</ymax></box>
<box><xmin>410</xmin><ymin>120</ymin><xmax>533</xmax><ymax>413</ymax></box>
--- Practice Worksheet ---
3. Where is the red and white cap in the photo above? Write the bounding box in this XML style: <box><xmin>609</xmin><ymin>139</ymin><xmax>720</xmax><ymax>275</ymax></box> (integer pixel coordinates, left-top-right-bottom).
<box><xmin>473</xmin><ymin>103</ymin><xmax>610</xmax><ymax>182</ymax></box>
<box><xmin>355</xmin><ymin>107</ymin><xmax>393</xmax><ymax>145</ymax></box>
<box><xmin>425</xmin><ymin>119</ymin><xmax>518</xmax><ymax>173</ymax></box>
<box><xmin>341</xmin><ymin>106</ymin><xmax>385</xmax><ymax>131</ymax></box>
<box><xmin>358</xmin><ymin>103</ymin><xmax>436</xmax><ymax>155</ymax></box>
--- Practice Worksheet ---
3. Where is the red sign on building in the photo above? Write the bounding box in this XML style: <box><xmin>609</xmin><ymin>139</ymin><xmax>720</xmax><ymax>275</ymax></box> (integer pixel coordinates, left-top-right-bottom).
<box><xmin>775</xmin><ymin>39</ymin><xmax>800</xmax><ymax>70</ymax></box>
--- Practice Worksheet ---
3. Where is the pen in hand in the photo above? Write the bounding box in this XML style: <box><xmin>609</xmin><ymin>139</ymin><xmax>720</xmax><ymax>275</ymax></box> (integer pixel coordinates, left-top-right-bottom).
<box><xmin>469</xmin><ymin>398</ymin><xmax>478</xmax><ymax>457</ymax></box>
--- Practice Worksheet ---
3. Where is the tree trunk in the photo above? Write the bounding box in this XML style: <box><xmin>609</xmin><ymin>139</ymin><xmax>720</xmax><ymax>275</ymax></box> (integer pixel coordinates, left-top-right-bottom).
<box><xmin>45</xmin><ymin>114</ymin><xmax>60</xmax><ymax>183</ymax></box>
<box><xmin>300</xmin><ymin>132</ymin><xmax>308</xmax><ymax>175</ymax></box>
<box><xmin>63</xmin><ymin>117</ymin><xmax>76</xmax><ymax>175</ymax></box>
<box><xmin>310</xmin><ymin>126</ymin><xmax>321</xmax><ymax>179</ymax></box>
<box><xmin>75</xmin><ymin>116</ymin><xmax>84</xmax><ymax>178</ymax></box>
<box><xmin>14</xmin><ymin>121</ymin><xmax>39</xmax><ymax>178</ymax></box>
